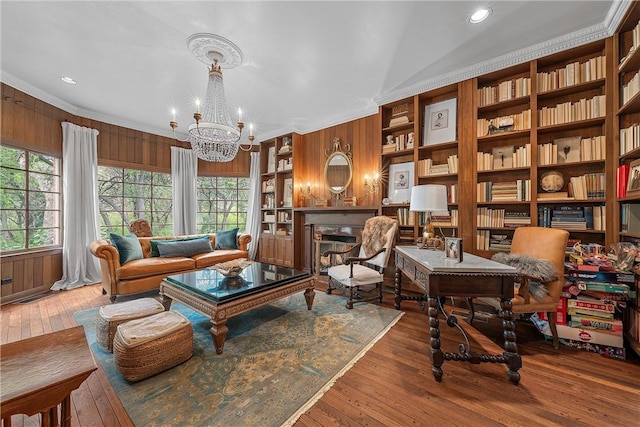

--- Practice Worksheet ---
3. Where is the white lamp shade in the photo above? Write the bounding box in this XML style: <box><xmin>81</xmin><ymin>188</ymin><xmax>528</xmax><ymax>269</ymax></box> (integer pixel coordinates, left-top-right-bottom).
<box><xmin>409</xmin><ymin>185</ymin><xmax>448</xmax><ymax>212</ymax></box>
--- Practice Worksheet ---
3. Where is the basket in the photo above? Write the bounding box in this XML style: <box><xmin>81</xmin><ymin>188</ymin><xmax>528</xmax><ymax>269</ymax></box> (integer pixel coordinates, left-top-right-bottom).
<box><xmin>113</xmin><ymin>311</ymin><xmax>193</xmax><ymax>382</ymax></box>
<box><xmin>96</xmin><ymin>297</ymin><xmax>164</xmax><ymax>352</ymax></box>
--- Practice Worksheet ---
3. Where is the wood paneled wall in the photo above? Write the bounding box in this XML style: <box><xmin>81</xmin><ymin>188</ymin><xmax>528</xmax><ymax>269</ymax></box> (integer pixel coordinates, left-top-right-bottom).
<box><xmin>296</xmin><ymin>114</ymin><xmax>381</xmax><ymax>207</ymax></box>
<box><xmin>0</xmin><ymin>83</ymin><xmax>254</xmax><ymax>303</ymax></box>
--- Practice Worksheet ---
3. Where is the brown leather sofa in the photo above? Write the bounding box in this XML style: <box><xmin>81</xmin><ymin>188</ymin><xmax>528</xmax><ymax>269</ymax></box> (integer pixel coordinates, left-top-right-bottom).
<box><xmin>90</xmin><ymin>233</ymin><xmax>252</xmax><ymax>302</ymax></box>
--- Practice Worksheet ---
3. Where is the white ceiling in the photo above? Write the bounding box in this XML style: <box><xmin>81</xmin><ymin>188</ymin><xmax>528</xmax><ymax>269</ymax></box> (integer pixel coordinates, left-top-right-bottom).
<box><xmin>0</xmin><ymin>1</ymin><xmax>628</xmax><ymax>144</ymax></box>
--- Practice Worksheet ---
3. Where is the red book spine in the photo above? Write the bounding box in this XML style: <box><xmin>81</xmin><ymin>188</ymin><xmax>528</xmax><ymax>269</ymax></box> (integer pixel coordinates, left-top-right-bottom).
<box><xmin>617</xmin><ymin>164</ymin><xmax>630</xmax><ymax>198</ymax></box>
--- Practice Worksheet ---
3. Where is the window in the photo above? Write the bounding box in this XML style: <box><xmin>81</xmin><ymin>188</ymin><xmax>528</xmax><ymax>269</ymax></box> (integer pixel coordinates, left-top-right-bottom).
<box><xmin>0</xmin><ymin>146</ymin><xmax>61</xmax><ymax>251</ymax></box>
<box><xmin>197</xmin><ymin>177</ymin><xmax>249</xmax><ymax>233</ymax></box>
<box><xmin>97</xmin><ymin>167</ymin><xmax>173</xmax><ymax>237</ymax></box>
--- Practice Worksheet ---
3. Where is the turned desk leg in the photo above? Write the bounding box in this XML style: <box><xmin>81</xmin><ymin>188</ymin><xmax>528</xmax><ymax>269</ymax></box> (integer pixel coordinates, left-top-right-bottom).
<box><xmin>500</xmin><ymin>298</ymin><xmax>521</xmax><ymax>385</ymax></box>
<box><xmin>428</xmin><ymin>296</ymin><xmax>444</xmax><ymax>382</ymax></box>
<box><xmin>210</xmin><ymin>319</ymin><xmax>229</xmax><ymax>355</ymax></box>
<box><xmin>394</xmin><ymin>267</ymin><xmax>402</xmax><ymax>310</ymax></box>
<box><xmin>304</xmin><ymin>287</ymin><xmax>316</xmax><ymax>310</ymax></box>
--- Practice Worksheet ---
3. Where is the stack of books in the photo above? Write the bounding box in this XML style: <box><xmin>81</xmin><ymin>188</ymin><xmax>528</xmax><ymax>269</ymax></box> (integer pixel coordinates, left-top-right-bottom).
<box><xmin>550</xmin><ymin>206</ymin><xmax>587</xmax><ymax>230</ymax></box>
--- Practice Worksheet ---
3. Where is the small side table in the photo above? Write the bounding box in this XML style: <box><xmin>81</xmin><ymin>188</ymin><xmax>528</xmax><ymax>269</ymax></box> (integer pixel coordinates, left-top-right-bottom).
<box><xmin>1</xmin><ymin>326</ymin><xmax>97</xmax><ymax>427</ymax></box>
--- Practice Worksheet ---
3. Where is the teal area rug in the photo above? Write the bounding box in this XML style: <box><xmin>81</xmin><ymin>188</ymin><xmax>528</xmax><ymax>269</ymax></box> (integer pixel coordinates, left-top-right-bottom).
<box><xmin>74</xmin><ymin>291</ymin><xmax>403</xmax><ymax>427</ymax></box>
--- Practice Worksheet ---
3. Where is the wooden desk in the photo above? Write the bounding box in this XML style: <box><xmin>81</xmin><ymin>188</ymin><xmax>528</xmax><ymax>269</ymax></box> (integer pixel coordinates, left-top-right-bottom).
<box><xmin>1</xmin><ymin>326</ymin><xmax>97</xmax><ymax>427</ymax></box>
<box><xmin>393</xmin><ymin>246</ymin><xmax>521</xmax><ymax>384</ymax></box>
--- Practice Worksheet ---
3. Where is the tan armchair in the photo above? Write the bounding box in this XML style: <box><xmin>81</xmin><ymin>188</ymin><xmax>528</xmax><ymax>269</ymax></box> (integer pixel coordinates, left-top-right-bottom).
<box><xmin>469</xmin><ymin>227</ymin><xmax>569</xmax><ymax>348</ymax></box>
<box><xmin>324</xmin><ymin>216</ymin><xmax>398</xmax><ymax>309</ymax></box>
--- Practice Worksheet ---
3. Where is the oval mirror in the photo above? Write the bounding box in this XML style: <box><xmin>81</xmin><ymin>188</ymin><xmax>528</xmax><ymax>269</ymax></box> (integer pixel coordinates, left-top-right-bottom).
<box><xmin>324</xmin><ymin>152</ymin><xmax>353</xmax><ymax>194</ymax></box>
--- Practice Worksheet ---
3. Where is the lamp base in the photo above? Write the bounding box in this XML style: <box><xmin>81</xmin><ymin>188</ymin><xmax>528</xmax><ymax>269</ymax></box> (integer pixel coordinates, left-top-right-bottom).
<box><xmin>417</xmin><ymin>235</ymin><xmax>445</xmax><ymax>251</ymax></box>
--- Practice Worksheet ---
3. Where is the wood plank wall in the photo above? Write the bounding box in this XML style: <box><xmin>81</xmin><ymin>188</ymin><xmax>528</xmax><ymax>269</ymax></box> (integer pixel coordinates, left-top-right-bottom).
<box><xmin>0</xmin><ymin>83</ymin><xmax>254</xmax><ymax>303</ymax></box>
<box><xmin>296</xmin><ymin>114</ymin><xmax>381</xmax><ymax>207</ymax></box>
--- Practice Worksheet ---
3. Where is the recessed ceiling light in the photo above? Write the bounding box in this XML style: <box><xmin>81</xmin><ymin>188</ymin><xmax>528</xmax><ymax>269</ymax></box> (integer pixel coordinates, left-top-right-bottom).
<box><xmin>470</xmin><ymin>8</ymin><xmax>492</xmax><ymax>24</ymax></box>
<box><xmin>61</xmin><ymin>76</ymin><xmax>77</xmax><ymax>85</ymax></box>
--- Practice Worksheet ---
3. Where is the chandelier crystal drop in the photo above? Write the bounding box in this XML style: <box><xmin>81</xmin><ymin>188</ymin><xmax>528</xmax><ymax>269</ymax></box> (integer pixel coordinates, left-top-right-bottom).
<box><xmin>170</xmin><ymin>34</ymin><xmax>254</xmax><ymax>162</ymax></box>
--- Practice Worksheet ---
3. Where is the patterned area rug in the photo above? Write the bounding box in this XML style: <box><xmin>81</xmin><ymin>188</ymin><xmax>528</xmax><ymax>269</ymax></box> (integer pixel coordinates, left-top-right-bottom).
<box><xmin>74</xmin><ymin>292</ymin><xmax>403</xmax><ymax>426</ymax></box>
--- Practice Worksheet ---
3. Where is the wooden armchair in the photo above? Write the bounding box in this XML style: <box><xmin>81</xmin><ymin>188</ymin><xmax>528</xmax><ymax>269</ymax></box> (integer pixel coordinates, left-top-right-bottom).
<box><xmin>324</xmin><ymin>216</ymin><xmax>398</xmax><ymax>309</ymax></box>
<box><xmin>469</xmin><ymin>227</ymin><xmax>569</xmax><ymax>348</ymax></box>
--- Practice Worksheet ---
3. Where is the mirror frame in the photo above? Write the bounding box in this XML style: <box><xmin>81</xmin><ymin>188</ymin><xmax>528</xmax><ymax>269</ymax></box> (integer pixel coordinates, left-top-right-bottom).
<box><xmin>324</xmin><ymin>137</ymin><xmax>353</xmax><ymax>196</ymax></box>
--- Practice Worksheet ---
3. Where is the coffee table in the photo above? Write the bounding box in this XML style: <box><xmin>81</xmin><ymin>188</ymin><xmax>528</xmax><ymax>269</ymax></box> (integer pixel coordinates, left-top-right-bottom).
<box><xmin>159</xmin><ymin>262</ymin><xmax>315</xmax><ymax>354</ymax></box>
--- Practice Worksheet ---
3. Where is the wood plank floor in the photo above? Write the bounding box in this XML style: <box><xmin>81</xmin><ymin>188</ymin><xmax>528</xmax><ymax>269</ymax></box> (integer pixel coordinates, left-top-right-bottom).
<box><xmin>2</xmin><ymin>284</ymin><xmax>639</xmax><ymax>426</ymax></box>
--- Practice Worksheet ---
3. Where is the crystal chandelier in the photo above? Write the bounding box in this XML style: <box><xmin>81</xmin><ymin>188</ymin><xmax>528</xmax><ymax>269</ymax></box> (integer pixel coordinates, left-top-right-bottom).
<box><xmin>170</xmin><ymin>34</ymin><xmax>254</xmax><ymax>162</ymax></box>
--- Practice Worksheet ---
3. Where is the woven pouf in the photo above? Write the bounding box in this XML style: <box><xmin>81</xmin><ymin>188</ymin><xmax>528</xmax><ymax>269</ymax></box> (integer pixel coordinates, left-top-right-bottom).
<box><xmin>96</xmin><ymin>297</ymin><xmax>165</xmax><ymax>352</ymax></box>
<box><xmin>113</xmin><ymin>310</ymin><xmax>193</xmax><ymax>382</ymax></box>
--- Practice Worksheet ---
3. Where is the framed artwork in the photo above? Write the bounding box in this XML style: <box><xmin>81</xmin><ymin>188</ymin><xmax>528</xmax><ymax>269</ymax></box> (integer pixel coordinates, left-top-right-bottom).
<box><xmin>423</xmin><ymin>98</ymin><xmax>457</xmax><ymax>146</ymax></box>
<box><xmin>555</xmin><ymin>136</ymin><xmax>581</xmax><ymax>163</ymax></box>
<box><xmin>626</xmin><ymin>159</ymin><xmax>640</xmax><ymax>197</ymax></box>
<box><xmin>387</xmin><ymin>162</ymin><xmax>414</xmax><ymax>204</ymax></box>
<box><xmin>445</xmin><ymin>237</ymin><xmax>463</xmax><ymax>263</ymax></box>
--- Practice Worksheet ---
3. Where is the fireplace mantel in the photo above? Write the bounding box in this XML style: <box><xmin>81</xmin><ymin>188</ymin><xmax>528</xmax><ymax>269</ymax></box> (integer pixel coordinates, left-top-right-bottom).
<box><xmin>294</xmin><ymin>207</ymin><xmax>378</xmax><ymax>272</ymax></box>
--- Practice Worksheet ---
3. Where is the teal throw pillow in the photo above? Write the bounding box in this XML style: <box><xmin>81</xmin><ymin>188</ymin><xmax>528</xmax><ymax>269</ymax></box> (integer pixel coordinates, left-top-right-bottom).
<box><xmin>109</xmin><ymin>232</ymin><xmax>143</xmax><ymax>265</ymax></box>
<box><xmin>215</xmin><ymin>228</ymin><xmax>239</xmax><ymax>250</ymax></box>
<box><xmin>156</xmin><ymin>235</ymin><xmax>213</xmax><ymax>257</ymax></box>
<box><xmin>150</xmin><ymin>235</ymin><xmax>207</xmax><ymax>257</ymax></box>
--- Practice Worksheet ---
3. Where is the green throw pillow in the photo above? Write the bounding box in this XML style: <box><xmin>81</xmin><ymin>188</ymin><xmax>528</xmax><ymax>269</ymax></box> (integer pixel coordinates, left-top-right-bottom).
<box><xmin>109</xmin><ymin>232</ymin><xmax>143</xmax><ymax>265</ymax></box>
<box><xmin>150</xmin><ymin>235</ymin><xmax>207</xmax><ymax>257</ymax></box>
<box><xmin>156</xmin><ymin>236</ymin><xmax>213</xmax><ymax>257</ymax></box>
<box><xmin>215</xmin><ymin>228</ymin><xmax>239</xmax><ymax>250</ymax></box>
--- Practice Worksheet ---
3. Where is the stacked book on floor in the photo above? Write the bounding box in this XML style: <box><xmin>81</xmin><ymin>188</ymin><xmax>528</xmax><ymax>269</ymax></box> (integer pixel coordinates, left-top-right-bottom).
<box><xmin>531</xmin><ymin>264</ymin><xmax>636</xmax><ymax>360</ymax></box>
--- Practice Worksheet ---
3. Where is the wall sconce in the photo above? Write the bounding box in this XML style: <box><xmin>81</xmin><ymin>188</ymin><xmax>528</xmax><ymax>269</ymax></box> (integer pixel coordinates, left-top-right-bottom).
<box><xmin>299</xmin><ymin>182</ymin><xmax>315</xmax><ymax>206</ymax></box>
<box><xmin>364</xmin><ymin>172</ymin><xmax>380</xmax><ymax>198</ymax></box>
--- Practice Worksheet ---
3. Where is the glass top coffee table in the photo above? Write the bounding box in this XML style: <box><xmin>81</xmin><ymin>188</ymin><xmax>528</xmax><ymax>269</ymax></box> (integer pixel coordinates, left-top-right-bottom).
<box><xmin>159</xmin><ymin>262</ymin><xmax>315</xmax><ymax>354</ymax></box>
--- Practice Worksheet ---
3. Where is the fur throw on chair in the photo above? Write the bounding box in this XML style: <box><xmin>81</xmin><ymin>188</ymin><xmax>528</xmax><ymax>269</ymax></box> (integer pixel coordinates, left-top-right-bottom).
<box><xmin>361</xmin><ymin>216</ymin><xmax>397</xmax><ymax>257</ymax></box>
<box><xmin>492</xmin><ymin>253</ymin><xmax>558</xmax><ymax>300</ymax></box>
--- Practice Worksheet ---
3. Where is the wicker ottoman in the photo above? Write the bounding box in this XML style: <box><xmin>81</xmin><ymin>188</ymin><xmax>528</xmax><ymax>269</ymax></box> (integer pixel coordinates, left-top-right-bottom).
<box><xmin>113</xmin><ymin>310</ymin><xmax>193</xmax><ymax>382</ymax></box>
<box><xmin>96</xmin><ymin>297</ymin><xmax>165</xmax><ymax>352</ymax></box>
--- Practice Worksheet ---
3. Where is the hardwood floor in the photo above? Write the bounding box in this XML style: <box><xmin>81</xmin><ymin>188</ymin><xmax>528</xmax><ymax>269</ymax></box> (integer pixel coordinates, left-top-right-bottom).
<box><xmin>2</xmin><ymin>284</ymin><xmax>639</xmax><ymax>426</ymax></box>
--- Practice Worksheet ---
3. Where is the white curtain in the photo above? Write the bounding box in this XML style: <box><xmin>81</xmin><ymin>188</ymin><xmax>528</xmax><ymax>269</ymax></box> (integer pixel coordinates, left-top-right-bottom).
<box><xmin>51</xmin><ymin>122</ymin><xmax>101</xmax><ymax>290</ymax></box>
<box><xmin>171</xmin><ymin>146</ymin><xmax>198</xmax><ymax>235</ymax></box>
<box><xmin>245</xmin><ymin>152</ymin><xmax>261</xmax><ymax>260</ymax></box>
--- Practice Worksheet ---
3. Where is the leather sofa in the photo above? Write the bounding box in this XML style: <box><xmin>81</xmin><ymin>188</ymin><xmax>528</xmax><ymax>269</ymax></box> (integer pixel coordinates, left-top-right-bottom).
<box><xmin>90</xmin><ymin>233</ymin><xmax>252</xmax><ymax>302</ymax></box>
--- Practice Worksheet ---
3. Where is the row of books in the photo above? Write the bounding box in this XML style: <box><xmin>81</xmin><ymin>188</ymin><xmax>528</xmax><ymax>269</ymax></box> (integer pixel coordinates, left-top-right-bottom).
<box><xmin>538</xmin><ymin>94</ymin><xmax>606</xmax><ymax>127</ymax></box>
<box><xmin>538</xmin><ymin>135</ymin><xmax>606</xmax><ymax>165</ymax></box>
<box><xmin>620</xmin><ymin>203</ymin><xmax>640</xmax><ymax>233</ymax></box>
<box><xmin>477</xmin><ymin>143</ymin><xmax>531</xmax><ymax>171</ymax></box>
<box><xmin>619</xmin><ymin>123</ymin><xmax>640</xmax><ymax>156</ymax></box>
<box><xmin>430</xmin><ymin>210</ymin><xmax>458</xmax><ymax>227</ymax></box>
<box><xmin>476</xmin><ymin>208</ymin><xmax>531</xmax><ymax>228</ymax></box>
<box><xmin>571</xmin><ymin>172</ymin><xmax>606</xmax><ymax>200</ymax></box>
<box><xmin>477</xmin><ymin>77</ymin><xmax>531</xmax><ymax>106</ymax></box>
<box><xmin>477</xmin><ymin>110</ymin><xmax>532</xmax><ymax>137</ymax></box>
<box><xmin>417</xmin><ymin>155</ymin><xmax>458</xmax><ymax>176</ymax></box>
<box><xmin>382</xmin><ymin>132</ymin><xmax>415</xmax><ymax>153</ymax></box>
<box><xmin>621</xmin><ymin>70</ymin><xmax>640</xmax><ymax>106</ymax></box>
<box><xmin>536</xmin><ymin>55</ymin><xmax>606</xmax><ymax>93</ymax></box>
<box><xmin>619</xmin><ymin>21</ymin><xmax>640</xmax><ymax>66</ymax></box>
<box><xmin>538</xmin><ymin>206</ymin><xmax>605</xmax><ymax>231</ymax></box>
<box><xmin>477</xmin><ymin>180</ymin><xmax>531</xmax><ymax>202</ymax></box>
<box><xmin>476</xmin><ymin>229</ymin><xmax>511</xmax><ymax>251</ymax></box>
<box><xmin>396</xmin><ymin>208</ymin><xmax>415</xmax><ymax>226</ymax></box>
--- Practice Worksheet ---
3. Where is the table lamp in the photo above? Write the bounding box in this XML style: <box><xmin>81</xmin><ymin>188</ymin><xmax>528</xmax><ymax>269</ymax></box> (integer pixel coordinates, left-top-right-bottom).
<box><xmin>409</xmin><ymin>184</ymin><xmax>448</xmax><ymax>248</ymax></box>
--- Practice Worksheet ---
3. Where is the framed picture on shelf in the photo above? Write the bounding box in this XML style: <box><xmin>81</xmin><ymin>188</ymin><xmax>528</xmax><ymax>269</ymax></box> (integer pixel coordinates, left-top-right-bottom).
<box><xmin>555</xmin><ymin>136</ymin><xmax>581</xmax><ymax>163</ymax></box>
<box><xmin>387</xmin><ymin>162</ymin><xmax>414</xmax><ymax>204</ymax></box>
<box><xmin>445</xmin><ymin>237</ymin><xmax>463</xmax><ymax>263</ymax></box>
<box><xmin>423</xmin><ymin>98</ymin><xmax>457</xmax><ymax>146</ymax></box>
<box><xmin>626</xmin><ymin>158</ymin><xmax>640</xmax><ymax>197</ymax></box>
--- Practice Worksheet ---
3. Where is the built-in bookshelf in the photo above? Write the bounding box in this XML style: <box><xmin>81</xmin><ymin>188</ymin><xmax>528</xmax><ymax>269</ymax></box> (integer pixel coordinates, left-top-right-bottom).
<box><xmin>259</xmin><ymin>133</ymin><xmax>299</xmax><ymax>267</ymax></box>
<box><xmin>615</xmin><ymin>2</ymin><xmax>640</xmax><ymax>358</ymax></box>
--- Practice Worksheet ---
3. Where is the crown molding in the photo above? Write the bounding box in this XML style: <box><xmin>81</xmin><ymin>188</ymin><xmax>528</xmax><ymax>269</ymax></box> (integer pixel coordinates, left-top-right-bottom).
<box><xmin>374</xmin><ymin>0</ymin><xmax>631</xmax><ymax>106</ymax></box>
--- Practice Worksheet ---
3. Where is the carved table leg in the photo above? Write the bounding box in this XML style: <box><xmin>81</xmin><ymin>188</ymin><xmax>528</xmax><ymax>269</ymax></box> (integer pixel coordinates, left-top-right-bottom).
<box><xmin>304</xmin><ymin>286</ymin><xmax>316</xmax><ymax>310</ymax></box>
<box><xmin>394</xmin><ymin>266</ymin><xmax>402</xmax><ymax>310</ymax></box>
<box><xmin>428</xmin><ymin>296</ymin><xmax>444</xmax><ymax>382</ymax></box>
<box><xmin>210</xmin><ymin>318</ymin><xmax>229</xmax><ymax>355</ymax></box>
<box><xmin>500</xmin><ymin>297</ymin><xmax>521</xmax><ymax>385</ymax></box>
<box><xmin>160</xmin><ymin>294</ymin><xmax>173</xmax><ymax>311</ymax></box>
